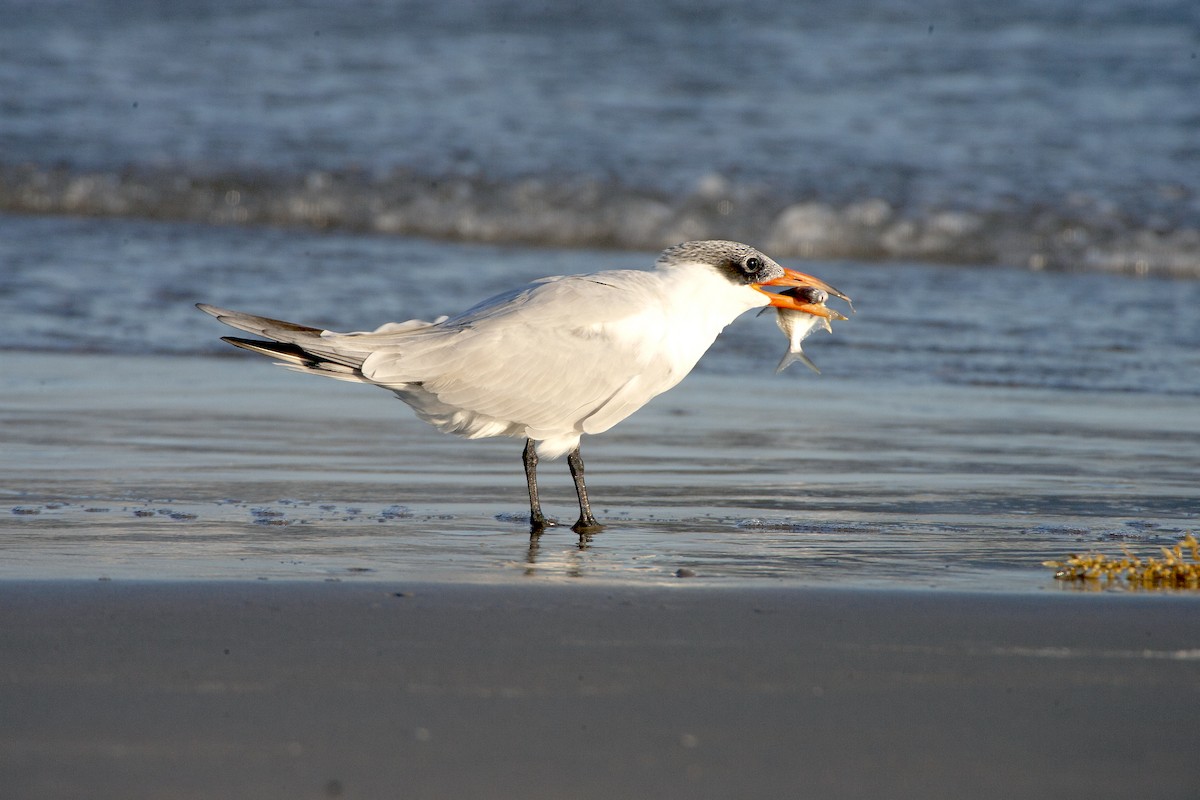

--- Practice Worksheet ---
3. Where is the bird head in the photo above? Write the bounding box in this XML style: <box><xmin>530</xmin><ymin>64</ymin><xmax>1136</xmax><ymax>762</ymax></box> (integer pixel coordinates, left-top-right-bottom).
<box><xmin>657</xmin><ymin>240</ymin><xmax>852</xmax><ymax>320</ymax></box>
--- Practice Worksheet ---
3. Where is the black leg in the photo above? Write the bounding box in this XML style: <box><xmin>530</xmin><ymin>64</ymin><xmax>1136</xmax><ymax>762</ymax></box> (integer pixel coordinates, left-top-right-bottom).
<box><xmin>523</xmin><ymin>439</ymin><xmax>553</xmax><ymax>532</ymax></box>
<box><xmin>567</xmin><ymin>445</ymin><xmax>603</xmax><ymax>534</ymax></box>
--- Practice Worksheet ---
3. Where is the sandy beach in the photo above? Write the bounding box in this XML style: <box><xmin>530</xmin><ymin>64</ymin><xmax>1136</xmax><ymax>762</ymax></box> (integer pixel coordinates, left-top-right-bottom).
<box><xmin>4</xmin><ymin>581</ymin><xmax>1200</xmax><ymax>799</ymax></box>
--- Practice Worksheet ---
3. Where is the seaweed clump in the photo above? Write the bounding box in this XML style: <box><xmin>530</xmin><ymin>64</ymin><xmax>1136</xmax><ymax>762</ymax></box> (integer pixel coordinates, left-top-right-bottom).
<box><xmin>1046</xmin><ymin>533</ymin><xmax>1200</xmax><ymax>589</ymax></box>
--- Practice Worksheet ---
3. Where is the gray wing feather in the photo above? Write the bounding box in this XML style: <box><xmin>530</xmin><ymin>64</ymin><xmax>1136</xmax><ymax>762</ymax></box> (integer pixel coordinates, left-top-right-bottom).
<box><xmin>360</xmin><ymin>273</ymin><xmax>668</xmax><ymax>431</ymax></box>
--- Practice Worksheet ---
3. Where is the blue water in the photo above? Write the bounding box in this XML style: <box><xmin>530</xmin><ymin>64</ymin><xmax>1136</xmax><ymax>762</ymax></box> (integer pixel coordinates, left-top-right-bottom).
<box><xmin>1</xmin><ymin>0</ymin><xmax>1198</xmax><ymax>273</ymax></box>
<box><xmin>3</xmin><ymin>213</ymin><xmax>1199</xmax><ymax>397</ymax></box>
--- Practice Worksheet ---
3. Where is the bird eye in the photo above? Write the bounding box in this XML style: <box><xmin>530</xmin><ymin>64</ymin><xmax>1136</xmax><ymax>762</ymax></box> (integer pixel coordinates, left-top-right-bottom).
<box><xmin>744</xmin><ymin>257</ymin><xmax>761</xmax><ymax>273</ymax></box>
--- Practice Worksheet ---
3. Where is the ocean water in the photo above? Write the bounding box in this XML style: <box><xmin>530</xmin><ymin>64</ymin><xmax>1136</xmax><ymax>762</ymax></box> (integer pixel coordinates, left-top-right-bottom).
<box><xmin>1</xmin><ymin>0</ymin><xmax>1198</xmax><ymax>273</ymax></box>
<box><xmin>1</xmin><ymin>0</ymin><xmax>1198</xmax><ymax>588</ymax></box>
<box><xmin>2</xmin><ymin>213</ymin><xmax>1200</xmax><ymax>392</ymax></box>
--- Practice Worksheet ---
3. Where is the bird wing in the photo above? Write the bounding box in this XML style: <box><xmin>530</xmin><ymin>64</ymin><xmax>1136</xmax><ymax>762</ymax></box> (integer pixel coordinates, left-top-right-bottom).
<box><xmin>355</xmin><ymin>271</ymin><xmax>672</xmax><ymax>435</ymax></box>
<box><xmin>197</xmin><ymin>303</ymin><xmax>380</xmax><ymax>369</ymax></box>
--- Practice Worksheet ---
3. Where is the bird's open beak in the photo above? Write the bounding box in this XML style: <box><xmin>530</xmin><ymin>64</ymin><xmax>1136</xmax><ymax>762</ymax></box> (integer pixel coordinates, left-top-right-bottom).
<box><xmin>754</xmin><ymin>268</ymin><xmax>852</xmax><ymax>320</ymax></box>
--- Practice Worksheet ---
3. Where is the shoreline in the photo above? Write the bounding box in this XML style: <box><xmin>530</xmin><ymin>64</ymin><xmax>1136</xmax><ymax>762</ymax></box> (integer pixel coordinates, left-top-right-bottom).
<box><xmin>4</xmin><ymin>351</ymin><xmax>1198</xmax><ymax>590</ymax></box>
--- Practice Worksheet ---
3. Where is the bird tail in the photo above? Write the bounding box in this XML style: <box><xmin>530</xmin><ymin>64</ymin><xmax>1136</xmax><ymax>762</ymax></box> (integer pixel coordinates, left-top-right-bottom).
<box><xmin>196</xmin><ymin>303</ymin><xmax>371</xmax><ymax>381</ymax></box>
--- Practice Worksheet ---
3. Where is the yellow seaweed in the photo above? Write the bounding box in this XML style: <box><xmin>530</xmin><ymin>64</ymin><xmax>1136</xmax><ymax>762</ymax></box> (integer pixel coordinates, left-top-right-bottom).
<box><xmin>1044</xmin><ymin>533</ymin><xmax>1200</xmax><ymax>590</ymax></box>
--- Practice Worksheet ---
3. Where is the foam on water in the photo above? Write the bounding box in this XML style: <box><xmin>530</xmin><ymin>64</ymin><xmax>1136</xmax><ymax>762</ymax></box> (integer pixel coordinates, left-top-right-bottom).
<box><xmin>3</xmin><ymin>164</ymin><xmax>1197</xmax><ymax>276</ymax></box>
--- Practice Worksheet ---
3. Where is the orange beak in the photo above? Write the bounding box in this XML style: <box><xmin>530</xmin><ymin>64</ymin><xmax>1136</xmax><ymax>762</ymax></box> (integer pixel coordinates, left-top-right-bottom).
<box><xmin>754</xmin><ymin>268</ymin><xmax>853</xmax><ymax>320</ymax></box>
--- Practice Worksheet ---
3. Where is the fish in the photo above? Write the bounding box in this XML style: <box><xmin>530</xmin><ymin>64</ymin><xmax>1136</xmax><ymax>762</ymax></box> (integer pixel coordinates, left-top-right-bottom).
<box><xmin>767</xmin><ymin>286</ymin><xmax>849</xmax><ymax>374</ymax></box>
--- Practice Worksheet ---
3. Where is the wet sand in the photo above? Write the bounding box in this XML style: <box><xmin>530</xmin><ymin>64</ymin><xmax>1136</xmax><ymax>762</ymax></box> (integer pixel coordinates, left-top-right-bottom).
<box><xmin>3</xmin><ymin>351</ymin><xmax>1200</xmax><ymax>796</ymax></box>
<box><xmin>4</xmin><ymin>580</ymin><xmax>1200</xmax><ymax>799</ymax></box>
<box><xmin>4</xmin><ymin>352</ymin><xmax>1198</xmax><ymax>587</ymax></box>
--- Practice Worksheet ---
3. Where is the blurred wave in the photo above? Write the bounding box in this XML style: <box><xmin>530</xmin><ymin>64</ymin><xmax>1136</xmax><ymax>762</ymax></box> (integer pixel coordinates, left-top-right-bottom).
<box><xmin>3</xmin><ymin>163</ymin><xmax>1197</xmax><ymax>277</ymax></box>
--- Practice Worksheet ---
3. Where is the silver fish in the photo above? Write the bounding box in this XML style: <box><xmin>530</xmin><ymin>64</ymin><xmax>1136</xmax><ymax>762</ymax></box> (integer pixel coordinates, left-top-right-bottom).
<box><xmin>767</xmin><ymin>286</ymin><xmax>843</xmax><ymax>374</ymax></box>
<box><xmin>775</xmin><ymin>306</ymin><xmax>832</xmax><ymax>374</ymax></box>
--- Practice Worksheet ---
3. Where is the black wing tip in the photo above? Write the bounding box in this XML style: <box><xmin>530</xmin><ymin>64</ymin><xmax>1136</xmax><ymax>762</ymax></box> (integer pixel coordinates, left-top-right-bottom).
<box><xmin>220</xmin><ymin>336</ymin><xmax>309</xmax><ymax>359</ymax></box>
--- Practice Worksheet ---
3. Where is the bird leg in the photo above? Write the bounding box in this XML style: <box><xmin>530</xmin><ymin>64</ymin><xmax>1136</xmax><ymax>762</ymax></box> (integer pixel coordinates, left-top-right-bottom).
<box><xmin>567</xmin><ymin>446</ymin><xmax>603</xmax><ymax>534</ymax></box>
<box><xmin>523</xmin><ymin>439</ymin><xmax>554</xmax><ymax>533</ymax></box>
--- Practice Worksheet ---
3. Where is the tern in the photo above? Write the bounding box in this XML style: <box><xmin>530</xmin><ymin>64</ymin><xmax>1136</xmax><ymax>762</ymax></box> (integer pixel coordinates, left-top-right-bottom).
<box><xmin>198</xmin><ymin>240</ymin><xmax>848</xmax><ymax>534</ymax></box>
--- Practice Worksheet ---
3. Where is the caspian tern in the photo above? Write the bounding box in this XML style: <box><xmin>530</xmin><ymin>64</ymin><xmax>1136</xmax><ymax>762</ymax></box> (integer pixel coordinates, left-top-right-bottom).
<box><xmin>198</xmin><ymin>240</ymin><xmax>849</xmax><ymax>534</ymax></box>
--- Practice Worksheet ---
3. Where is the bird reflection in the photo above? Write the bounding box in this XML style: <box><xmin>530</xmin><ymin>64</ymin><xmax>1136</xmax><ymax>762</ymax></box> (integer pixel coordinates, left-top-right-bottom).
<box><xmin>523</xmin><ymin>528</ymin><xmax>593</xmax><ymax>576</ymax></box>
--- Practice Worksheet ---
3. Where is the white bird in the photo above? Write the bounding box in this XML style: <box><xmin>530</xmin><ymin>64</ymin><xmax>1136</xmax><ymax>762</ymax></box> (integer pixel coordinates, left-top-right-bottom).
<box><xmin>198</xmin><ymin>240</ymin><xmax>849</xmax><ymax>534</ymax></box>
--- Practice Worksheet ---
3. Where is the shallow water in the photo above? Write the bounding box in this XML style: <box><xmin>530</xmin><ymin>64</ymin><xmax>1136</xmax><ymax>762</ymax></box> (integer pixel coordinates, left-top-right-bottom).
<box><xmin>3</xmin><ymin>214</ymin><xmax>1199</xmax><ymax>393</ymax></box>
<box><xmin>4</xmin><ymin>349</ymin><xmax>1197</xmax><ymax>591</ymax></box>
